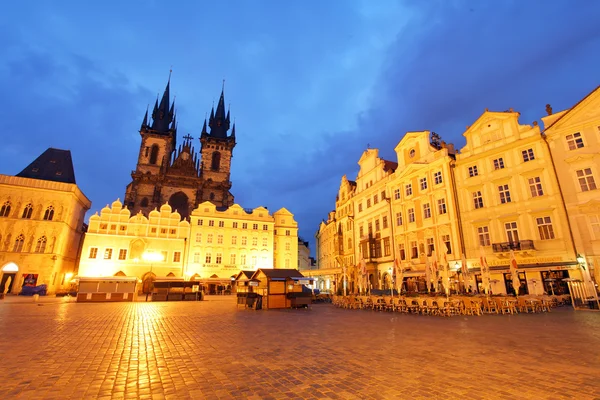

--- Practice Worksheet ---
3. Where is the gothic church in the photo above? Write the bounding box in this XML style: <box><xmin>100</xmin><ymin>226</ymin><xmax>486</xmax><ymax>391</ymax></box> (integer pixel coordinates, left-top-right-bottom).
<box><xmin>124</xmin><ymin>78</ymin><xmax>236</xmax><ymax>220</ymax></box>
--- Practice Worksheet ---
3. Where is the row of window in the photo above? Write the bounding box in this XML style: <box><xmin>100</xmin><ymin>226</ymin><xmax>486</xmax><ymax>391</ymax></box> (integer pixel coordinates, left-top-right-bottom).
<box><xmin>467</xmin><ymin>148</ymin><xmax>536</xmax><ymax>179</ymax></box>
<box><xmin>197</xmin><ymin>220</ymin><xmax>273</xmax><ymax>231</ymax></box>
<box><xmin>0</xmin><ymin>202</ymin><xmax>55</xmax><ymax>221</ymax></box>
<box><xmin>358</xmin><ymin>215</ymin><xmax>390</xmax><ymax>237</ymax></box>
<box><xmin>11</xmin><ymin>235</ymin><xmax>48</xmax><ymax>253</ymax></box>
<box><xmin>88</xmin><ymin>247</ymin><xmax>182</xmax><ymax>262</ymax></box>
<box><xmin>396</xmin><ymin>234</ymin><xmax>453</xmax><ymax>260</ymax></box>
<box><xmin>193</xmin><ymin>233</ymin><xmax>291</xmax><ymax>249</ymax></box>
<box><xmin>392</xmin><ymin>198</ymin><xmax>448</xmax><ymax>227</ymax></box>
<box><xmin>359</xmin><ymin>236</ymin><xmax>392</xmax><ymax>259</ymax></box>
<box><xmin>476</xmin><ymin>217</ymin><xmax>555</xmax><ymax>245</ymax></box>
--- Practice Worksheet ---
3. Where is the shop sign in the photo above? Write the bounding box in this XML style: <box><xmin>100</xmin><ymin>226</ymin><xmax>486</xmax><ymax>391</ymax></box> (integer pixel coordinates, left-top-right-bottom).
<box><xmin>473</xmin><ymin>256</ymin><xmax>563</xmax><ymax>267</ymax></box>
<box><xmin>249</xmin><ymin>281</ymin><xmax>259</xmax><ymax>287</ymax></box>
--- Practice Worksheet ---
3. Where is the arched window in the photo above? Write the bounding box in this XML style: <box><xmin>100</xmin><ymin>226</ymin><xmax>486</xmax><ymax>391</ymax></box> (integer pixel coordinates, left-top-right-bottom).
<box><xmin>21</xmin><ymin>204</ymin><xmax>33</xmax><ymax>219</ymax></box>
<box><xmin>140</xmin><ymin>197</ymin><xmax>149</xmax><ymax>207</ymax></box>
<box><xmin>0</xmin><ymin>201</ymin><xmax>11</xmax><ymax>217</ymax></box>
<box><xmin>35</xmin><ymin>236</ymin><xmax>47</xmax><ymax>253</ymax></box>
<box><xmin>211</xmin><ymin>152</ymin><xmax>221</xmax><ymax>171</ymax></box>
<box><xmin>149</xmin><ymin>145</ymin><xmax>159</xmax><ymax>165</ymax></box>
<box><xmin>43</xmin><ymin>206</ymin><xmax>54</xmax><ymax>221</ymax></box>
<box><xmin>13</xmin><ymin>234</ymin><xmax>25</xmax><ymax>252</ymax></box>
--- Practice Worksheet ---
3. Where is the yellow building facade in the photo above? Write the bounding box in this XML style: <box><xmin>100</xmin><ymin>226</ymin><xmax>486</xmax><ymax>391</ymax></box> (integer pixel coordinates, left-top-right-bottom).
<box><xmin>455</xmin><ymin>111</ymin><xmax>577</xmax><ymax>295</ymax></box>
<box><xmin>0</xmin><ymin>148</ymin><xmax>91</xmax><ymax>294</ymax></box>
<box><xmin>78</xmin><ymin>200</ymin><xmax>299</xmax><ymax>288</ymax></box>
<box><xmin>78</xmin><ymin>200</ymin><xmax>190</xmax><ymax>291</ymax></box>
<box><xmin>389</xmin><ymin>131</ymin><xmax>462</xmax><ymax>292</ymax></box>
<box><xmin>542</xmin><ymin>86</ymin><xmax>600</xmax><ymax>290</ymax></box>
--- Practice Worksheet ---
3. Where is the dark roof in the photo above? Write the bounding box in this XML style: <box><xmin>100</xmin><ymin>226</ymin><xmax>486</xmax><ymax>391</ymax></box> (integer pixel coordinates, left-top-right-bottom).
<box><xmin>236</xmin><ymin>270</ymin><xmax>255</xmax><ymax>280</ymax></box>
<box><xmin>16</xmin><ymin>148</ymin><xmax>76</xmax><ymax>184</ymax></box>
<box><xmin>253</xmin><ymin>268</ymin><xmax>304</xmax><ymax>280</ymax></box>
<box><xmin>383</xmin><ymin>160</ymin><xmax>398</xmax><ymax>172</ymax></box>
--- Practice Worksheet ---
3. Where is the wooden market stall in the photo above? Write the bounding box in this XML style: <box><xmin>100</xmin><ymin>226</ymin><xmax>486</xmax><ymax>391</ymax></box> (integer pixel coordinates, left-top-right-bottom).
<box><xmin>234</xmin><ymin>270</ymin><xmax>259</xmax><ymax>308</ymax></box>
<box><xmin>249</xmin><ymin>268</ymin><xmax>314</xmax><ymax>309</ymax></box>
<box><xmin>77</xmin><ymin>277</ymin><xmax>138</xmax><ymax>302</ymax></box>
<box><xmin>151</xmin><ymin>278</ymin><xmax>202</xmax><ymax>301</ymax></box>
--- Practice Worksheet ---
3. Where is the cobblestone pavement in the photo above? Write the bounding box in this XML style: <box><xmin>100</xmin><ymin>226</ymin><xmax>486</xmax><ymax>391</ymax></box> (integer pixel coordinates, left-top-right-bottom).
<box><xmin>1</xmin><ymin>296</ymin><xmax>600</xmax><ymax>400</ymax></box>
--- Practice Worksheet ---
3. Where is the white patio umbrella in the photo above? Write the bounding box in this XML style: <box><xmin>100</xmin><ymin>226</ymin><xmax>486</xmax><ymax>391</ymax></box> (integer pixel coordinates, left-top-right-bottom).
<box><xmin>394</xmin><ymin>258</ymin><xmax>404</xmax><ymax>295</ymax></box>
<box><xmin>360</xmin><ymin>258</ymin><xmax>368</xmax><ymax>294</ymax></box>
<box><xmin>461</xmin><ymin>253</ymin><xmax>472</xmax><ymax>293</ymax></box>
<box><xmin>509</xmin><ymin>250</ymin><xmax>520</xmax><ymax>297</ymax></box>
<box><xmin>425</xmin><ymin>256</ymin><xmax>432</xmax><ymax>293</ymax></box>
<box><xmin>440</xmin><ymin>251</ymin><xmax>450</xmax><ymax>299</ymax></box>
<box><xmin>431</xmin><ymin>250</ymin><xmax>439</xmax><ymax>292</ymax></box>
<box><xmin>479</xmin><ymin>246</ymin><xmax>491</xmax><ymax>295</ymax></box>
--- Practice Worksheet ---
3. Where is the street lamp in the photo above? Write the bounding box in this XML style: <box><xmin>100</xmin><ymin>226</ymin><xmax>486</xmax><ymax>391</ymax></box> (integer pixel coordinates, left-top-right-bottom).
<box><xmin>576</xmin><ymin>254</ymin><xmax>585</xmax><ymax>267</ymax></box>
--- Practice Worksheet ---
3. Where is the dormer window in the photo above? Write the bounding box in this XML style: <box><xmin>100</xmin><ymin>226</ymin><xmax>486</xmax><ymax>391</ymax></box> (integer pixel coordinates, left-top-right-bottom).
<box><xmin>409</xmin><ymin>149</ymin><xmax>416</xmax><ymax>158</ymax></box>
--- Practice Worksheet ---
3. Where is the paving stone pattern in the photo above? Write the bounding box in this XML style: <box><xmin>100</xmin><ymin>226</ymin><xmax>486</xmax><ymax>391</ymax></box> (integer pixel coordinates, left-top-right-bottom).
<box><xmin>1</xmin><ymin>296</ymin><xmax>600</xmax><ymax>400</ymax></box>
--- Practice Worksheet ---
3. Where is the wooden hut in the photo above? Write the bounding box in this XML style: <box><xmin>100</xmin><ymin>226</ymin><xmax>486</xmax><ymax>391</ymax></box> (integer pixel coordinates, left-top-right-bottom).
<box><xmin>250</xmin><ymin>269</ymin><xmax>313</xmax><ymax>309</ymax></box>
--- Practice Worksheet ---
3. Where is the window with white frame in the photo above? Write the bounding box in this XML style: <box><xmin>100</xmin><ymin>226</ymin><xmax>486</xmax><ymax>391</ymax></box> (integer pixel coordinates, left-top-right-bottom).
<box><xmin>118</xmin><ymin>249</ymin><xmax>127</xmax><ymax>260</ymax></box>
<box><xmin>232</xmin><ymin>221</ymin><xmax>238</xmax><ymax>228</ymax></box>
<box><xmin>437</xmin><ymin>198</ymin><xmax>447</xmax><ymax>214</ymax></box>
<box><xmin>241</xmin><ymin>236</ymin><xmax>247</xmax><ymax>245</ymax></box>
<box><xmin>528</xmin><ymin>177</ymin><xmax>544</xmax><ymax>197</ymax></box>
<box><xmin>89</xmin><ymin>247</ymin><xmax>98</xmax><ymax>259</ymax></box>
<box><xmin>373</xmin><ymin>194</ymin><xmax>378</xmax><ymax>204</ymax></box>
<box><xmin>477</xmin><ymin>226</ymin><xmax>491</xmax><ymax>246</ymax></box>
<box><xmin>218</xmin><ymin>221</ymin><xmax>224</xmax><ymax>228</ymax></box>
<box><xmin>252</xmin><ymin>237</ymin><xmax>258</xmax><ymax>246</ymax></box>
<box><xmin>358</xmin><ymin>203</ymin><xmax>363</xmax><ymax>212</ymax></box>
<box><xmin>359</xmin><ymin>225</ymin><xmax>364</xmax><ymax>236</ymax></box>
<box><xmin>242</xmin><ymin>222</ymin><xmax>248</xmax><ymax>229</ymax></box>
<box><xmin>468</xmin><ymin>165</ymin><xmax>479</xmax><ymax>177</ymax></box>
<box><xmin>498</xmin><ymin>184</ymin><xmax>511</xmax><ymax>204</ymax></box>
<box><xmin>394</xmin><ymin>188</ymin><xmax>401</xmax><ymax>200</ymax></box>
<box><xmin>434</xmin><ymin>171</ymin><xmax>442</xmax><ymax>184</ymax></box>
<box><xmin>217</xmin><ymin>234</ymin><xmax>223</xmax><ymax>244</ymax></box>
<box><xmin>375</xmin><ymin>219</ymin><xmax>380</xmax><ymax>231</ymax></box>
<box><xmin>367</xmin><ymin>199</ymin><xmax>371</xmax><ymax>208</ymax></box>
<box><xmin>536</xmin><ymin>217</ymin><xmax>555</xmax><ymax>240</ymax></box>
<box><xmin>240</xmin><ymin>254</ymin><xmax>246</xmax><ymax>265</ymax></box>
<box><xmin>193</xmin><ymin>252</ymin><xmax>200</xmax><ymax>263</ymax></box>
<box><xmin>408</xmin><ymin>208</ymin><xmax>415</xmax><ymax>223</ymax></box>
<box><xmin>215</xmin><ymin>253</ymin><xmax>222</xmax><ymax>264</ymax></box>
<box><xmin>576</xmin><ymin>168</ymin><xmax>597</xmax><ymax>191</ymax></box>
<box><xmin>405</xmin><ymin>184</ymin><xmax>412</xmax><ymax>196</ymax></box>
<box><xmin>410</xmin><ymin>241</ymin><xmax>418</xmax><ymax>259</ymax></box>
<box><xmin>566</xmin><ymin>132</ymin><xmax>584</xmax><ymax>150</ymax></box>
<box><xmin>590</xmin><ymin>215</ymin><xmax>600</xmax><ymax>238</ymax></box>
<box><xmin>197</xmin><ymin>219</ymin><xmax>203</xmax><ymax>226</ymax></box>
<box><xmin>208</xmin><ymin>220</ymin><xmax>214</xmax><ymax>227</ymax></box>
<box><xmin>207</xmin><ymin>234</ymin><xmax>213</xmax><ymax>244</ymax></box>
<box><xmin>205</xmin><ymin>253</ymin><xmax>212</xmax><ymax>263</ymax></box>
<box><xmin>420</xmin><ymin>177</ymin><xmax>428</xmax><ymax>191</ymax></box>
<box><xmin>396</xmin><ymin>212</ymin><xmax>403</xmax><ymax>226</ymax></box>
<box><xmin>423</xmin><ymin>203</ymin><xmax>431</xmax><ymax>219</ymax></box>
<box><xmin>493</xmin><ymin>158</ymin><xmax>505</xmax><ymax>170</ymax></box>
<box><xmin>398</xmin><ymin>243</ymin><xmax>406</xmax><ymax>260</ymax></box>
<box><xmin>173</xmin><ymin>252</ymin><xmax>181</xmax><ymax>262</ymax></box>
<box><xmin>231</xmin><ymin>236</ymin><xmax>237</xmax><ymax>245</ymax></box>
<box><xmin>473</xmin><ymin>191</ymin><xmax>484</xmax><ymax>209</ymax></box>
<box><xmin>263</xmin><ymin>224</ymin><xmax>268</xmax><ymax>231</ymax></box>
<box><xmin>426</xmin><ymin>237</ymin><xmax>434</xmax><ymax>256</ymax></box>
<box><xmin>442</xmin><ymin>234</ymin><xmax>451</xmax><ymax>254</ymax></box>
<box><xmin>505</xmin><ymin>222</ymin><xmax>519</xmax><ymax>243</ymax></box>
<box><xmin>195</xmin><ymin>233</ymin><xmax>202</xmax><ymax>242</ymax></box>
<box><xmin>252</xmin><ymin>255</ymin><xmax>257</xmax><ymax>266</ymax></box>
<box><xmin>253</xmin><ymin>223</ymin><xmax>258</xmax><ymax>230</ymax></box>
<box><xmin>262</xmin><ymin>237</ymin><xmax>268</xmax><ymax>247</ymax></box>
<box><xmin>382</xmin><ymin>216</ymin><xmax>388</xmax><ymax>229</ymax></box>
<box><xmin>104</xmin><ymin>248</ymin><xmax>113</xmax><ymax>260</ymax></box>
<box><xmin>230</xmin><ymin>254</ymin><xmax>236</xmax><ymax>264</ymax></box>
<box><xmin>522</xmin><ymin>148</ymin><xmax>535</xmax><ymax>162</ymax></box>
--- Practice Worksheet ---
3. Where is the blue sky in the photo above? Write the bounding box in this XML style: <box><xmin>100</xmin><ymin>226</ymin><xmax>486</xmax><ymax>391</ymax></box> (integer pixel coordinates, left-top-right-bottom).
<box><xmin>1</xmin><ymin>0</ymin><xmax>599</xmax><ymax>255</ymax></box>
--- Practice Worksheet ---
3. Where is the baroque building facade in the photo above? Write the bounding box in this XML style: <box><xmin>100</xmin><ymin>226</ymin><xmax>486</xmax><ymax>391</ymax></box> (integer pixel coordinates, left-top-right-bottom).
<box><xmin>313</xmin><ymin>84</ymin><xmax>599</xmax><ymax>297</ymax></box>
<box><xmin>124</xmin><ymin>78</ymin><xmax>235</xmax><ymax>220</ymax></box>
<box><xmin>0</xmin><ymin>148</ymin><xmax>91</xmax><ymax>294</ymax></box>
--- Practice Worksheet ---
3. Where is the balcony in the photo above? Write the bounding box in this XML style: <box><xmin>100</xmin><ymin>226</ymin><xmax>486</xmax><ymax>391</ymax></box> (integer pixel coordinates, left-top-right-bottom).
<box><xmin>492</xmin><ymin>240</ymin><xmax>535</xmax><ymax>253</ymax></box>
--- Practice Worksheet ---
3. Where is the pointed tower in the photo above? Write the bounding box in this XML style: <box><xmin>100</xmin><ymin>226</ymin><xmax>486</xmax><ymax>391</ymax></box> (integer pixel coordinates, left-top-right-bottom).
<box><xmin>125</xmin><ymin>73</ymin><xmax>178</xmax><ymax>214</ymax></box>
<box><xmin>199</xmin><ymin>82</ymin><xmax>236</xmax><ymax>208</ymax></box>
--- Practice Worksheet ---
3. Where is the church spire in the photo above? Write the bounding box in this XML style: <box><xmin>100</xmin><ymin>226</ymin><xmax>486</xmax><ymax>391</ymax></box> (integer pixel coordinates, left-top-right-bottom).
<box><xmin>140</xmin><ymin>105</ymin><xmax>149</xmax><ymax>131</ymax></box>
<box><xmin>151</xmin><ymin>72</ymin><xmax>175</xmax><ymax>133</ymax></box>
<box><xmin>208</xmin><ymin>81</ymin><xmax>231</xmax><ymax>138</ymax></box>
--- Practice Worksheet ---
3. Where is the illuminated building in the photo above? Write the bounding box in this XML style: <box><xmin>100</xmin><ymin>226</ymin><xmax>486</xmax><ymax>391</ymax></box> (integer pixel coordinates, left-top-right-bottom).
<box><xmin>77</xmin><ymin>199</ymin><xmax>189</xmax><ymax>292</ymax></box>
<box><xmin>0</xmin><ymin>148</ymin><xmax>91</xmax><ymax>294</ymax></box>
<box><xmin>455</xmin><ymin>110</ymin><xmax>576</xmax><ymax>295</ymax></box>
<box><xmin>297</xmin><ymin>239</ymin><xmax>311</xmax><ymax>271</ymax></box>
<box><xmin>389</xmin><ymin>131</ymin><xmax>461</xmax><ymax>292</ymax></box>
<box><xmin>542</xmin><ymin>85</ymin><xmax>600</xmax><ymax>289</ymax></box>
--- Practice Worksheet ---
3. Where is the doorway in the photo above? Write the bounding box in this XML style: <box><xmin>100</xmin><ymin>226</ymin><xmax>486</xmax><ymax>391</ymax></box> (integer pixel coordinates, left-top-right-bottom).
<box><xmin>1</xmin><ymin>273</ymin><xmax>16</xmax><ymax>294</ymax></box>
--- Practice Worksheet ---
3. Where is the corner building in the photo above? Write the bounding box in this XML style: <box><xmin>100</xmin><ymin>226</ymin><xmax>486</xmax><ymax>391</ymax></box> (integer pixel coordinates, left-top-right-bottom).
<box><xmin>455</xmin><ymin>110</ymin><xmax>576</xmax><ymax>295</ymax></box>
<box><xmin>0</xmin><ymin>148</ymin><xmax>91</xmax><ymax>294</ymax></box>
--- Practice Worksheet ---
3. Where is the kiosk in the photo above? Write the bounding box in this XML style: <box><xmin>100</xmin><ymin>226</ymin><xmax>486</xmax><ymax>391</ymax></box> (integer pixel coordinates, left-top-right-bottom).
<box><xmin>246</xmin><ymin>269</ymin><xmax>314</xmax><ymax>310</ymax></box>
<box><xmin>77</xmin><ymin>277</ymin><xmax>138</xmax><ymax>302</ymax></box>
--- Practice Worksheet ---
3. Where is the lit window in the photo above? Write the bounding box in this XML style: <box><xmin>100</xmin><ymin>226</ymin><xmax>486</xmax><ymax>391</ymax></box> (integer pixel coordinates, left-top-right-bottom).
<box><xmin>434</xmin><ymin>171</ymin><xmax>443</xmax><ymax>185</ymax></box>
<box><xmin>576</xmin><ymin>168</ymin><xmax>597</xmax><ymax>192</ymax></box>
<box><xmin>104</xmin><ymin>248</ymin><xmax>113</xmax><ymax>260</ymax></box>
<box><xmin>35</xmin><ymin>236</ymin><xmax>47</xmax><ymax>253</ymax></box>
<box><xmin>473</xmin><ymin>191</ymin><xmax>484</xmax><ymax>209</ymax></box>
<box><xmin>426</xmin><ymin>238</ymin><xmax>434</xmax><ymax>256</ymax></box>
<box><xmin>522</xmin><ymin>148</ymin><xmax>535</xmax><ymax>162</ymax></box>
<box><xmin>528</xmin><ymin>177</ymin><xmax>544</xmax><ymax>197</ymax></box>
<box><xmin>498</xmin><ymin>184</ymin><xmax>511</xmax><ymax>204</ymax></box>
<box><xmin>477</xmin><ymin>227</ymin><xmax>490</xmax><ymax>246</ymax></box>
<box><xmin>420</xmin><ymin>177</ymin><xmax>428</xmax><ymax>191</ymax></box>
<box><xmin>566</xmin><ymin>132</ymin><xmax>584</xmax><ymax>150</ymax></box>
<box><xmin>437</xmin><ymin>198</ymin><xmax>447</xmax><ymax>214</ymax></box>
<box><xmin>468</xmin><ymin>166</ymin><xmax>478</xmax><ymax>177</ymax></box>
<box><xmin>89</xmin><ymin>247</ymin><xmax>98</xmax><ymax>259</ymax></box>
<box><xmin>398</xmin><ymin>244</ymin><xmax>406</xmax><ymax>260</ymax></box>
<box><xmin>408</xmin><ymin>208</ymin><xmax>415</xmax><ymax>223</ymax></box>
<box><xmin>536</xmin><ymin>217</ymin><xmax>555</xmax><ymax>240</ymax></box>
<box><xmin>423</xmin><ymin>203</ymin><xmax>431</xmax><ymax>219</ymax></box>
<box><xmin>442</xmin><ymin>234</ymin><xmax>451</xmax><ymax>254</ymax></box>
<box><xmin>493</xmin><ymin>158</ymin><xmax>504</xmax><ymax>170</ymax></box>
